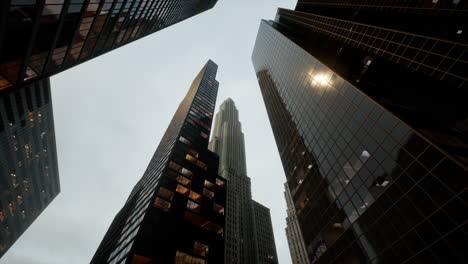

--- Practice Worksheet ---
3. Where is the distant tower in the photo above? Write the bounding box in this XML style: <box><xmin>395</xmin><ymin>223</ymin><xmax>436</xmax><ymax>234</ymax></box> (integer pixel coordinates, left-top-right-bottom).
<box><xmin>0</xmin><ymin>0</ymin><xmax>218</xmax><ymax>92</ymax></box>
<box><xmin>92</xmin><ymin>60</ymin><xmax>226</xmax><ymax>264</ymax></box>
<box><xmin>209</xmin><ymin>98</ymin><xmax>278</xmax><ymax>264</ymax></box>
<box><xmin>252</xmin><ymin>1</ymin><xmax>467</xmax><ymax>263</ymax></box>
<box><xmin>0</xmin><ymin>78</ymin><xmax>59</xmax><ymax>258</ymax></box>
<box><xmin>284</xmin><ymin>183</ymin><xmax>310</xmax><ymax>264</ymax></box>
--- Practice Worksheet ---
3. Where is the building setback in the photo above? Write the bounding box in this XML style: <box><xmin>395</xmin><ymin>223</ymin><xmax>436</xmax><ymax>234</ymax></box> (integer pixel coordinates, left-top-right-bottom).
<box><xmin>285</xmin><ymin>183</ymin><xmax>310</xmax><ymax>264</ymax></box>
<box><xmin>0</xmin><ymin>0</ymin><xmax>218</xmax><ymax>92</ymax></box>
<box><xmin>91</xmin><ymin>60</ymin><xmax>226</xmax><ymax>264</ymax></box>
<box><xmin>0</xmin><ymin>78</ymin><xmax>59</xmax><ymax>258</ymax></box>
<box><xmin>252</xmin><ymin>1</ymin><xmax>467</xmax><ymax>263</ymax></box>
<box><xmin>209</xmin><ymin>98</ymin><xmax>278</xmax><ymax>264</ymax></box>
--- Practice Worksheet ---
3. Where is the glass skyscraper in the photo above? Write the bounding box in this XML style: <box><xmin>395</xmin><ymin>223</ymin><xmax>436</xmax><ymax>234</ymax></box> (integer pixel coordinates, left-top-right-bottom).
<box><xmin>252</xmin><ymin>1</ymin><xmax>467</xmax><ymax>263</ymax></box>
<box><xmin>91</xmin><ymin>60</ymin><xmax>226</xmax><ymax>264</ymax></box>
<box><xmin>0</xmin><ymin>78</ymin><xmax>60</xmax><ymax>258</ymax></box>
<box><xmin>209</xmin><ymin>98</ymin><xmax>278</xmax><ymax>264</ymax></box>
<box><xmin>0</xmin><ymin>0</ymin><xmax>217</xmax><ymax>92</ymax></box>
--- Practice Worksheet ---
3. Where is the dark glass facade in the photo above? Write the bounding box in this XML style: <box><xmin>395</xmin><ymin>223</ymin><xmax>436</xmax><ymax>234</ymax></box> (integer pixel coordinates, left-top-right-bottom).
<box><xmin>91</xmin><ymin>60</ymin><xmax>226</xmax><ymax>264</ymax></box>
<box><xmin>0</xmin><ymin>0</ymin><xmax>217</xmax><ymax>92</ymax></box>
<box><xmin>252</xmin><ymin>201</ymin><xmax>278</xmax><ymax>264</ymax></box>
<box><xmin>252</xmin><ymin>2</ymin><xmax>467</xmax><ymax>263</ymax></box>
<box><xmin>0</xmin><ymin>78</ymin><xmax>60</xmax><ymax>258</ymax></box>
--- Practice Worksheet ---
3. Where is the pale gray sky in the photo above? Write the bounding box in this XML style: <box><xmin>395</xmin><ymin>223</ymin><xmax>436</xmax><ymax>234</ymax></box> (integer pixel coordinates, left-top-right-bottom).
<box><xmin>0</xmin><ymin>1</ymin><xmax>296</xmax><ymax>263</ymax></box>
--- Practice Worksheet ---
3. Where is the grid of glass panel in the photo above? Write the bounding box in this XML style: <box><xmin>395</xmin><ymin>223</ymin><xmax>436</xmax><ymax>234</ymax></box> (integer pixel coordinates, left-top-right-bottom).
<box><xmin>278</xmin><ymin>9</ymin><xmax>467</xmax><ymax>88</ymax></box>
<box><xmin>252</xmin><ymin>20</ymin><xmax>466</xmax><ymax>264</ymax></box>
<box><xmin>297</xmin><ymin>0</ymin><xmax>467</xmax><ymax>11</ymax></box>
<box><xmin>0</xmin><ymin>0</ymin><xmax>217</xmax><ymax>91</ymax></box>
<box><xmin>0</xmin><ymin>78</ymin><xmax>60</xmax><ymax>258</ymax></box>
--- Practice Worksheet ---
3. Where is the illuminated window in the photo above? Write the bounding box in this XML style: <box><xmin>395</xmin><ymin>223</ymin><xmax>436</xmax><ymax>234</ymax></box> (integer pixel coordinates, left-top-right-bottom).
<box><xmin>175</xmin><ymin>251</ymin><xmax>207</xmax><ymax>264</ymax></box>
<box><xmin>153</xmin><ymin>197</ymin><xmax>171</xmax><ymax>212</ymax></box>
<box><xmin>213</xmin><ymin>203</ymin><xmax>224</xmax><ymax>215</ymax></box>
<box><xmin>131</xmin><ymin>254</ymin><xmax>153</xmax><ymax>264</ymax></box>
<box><xmin>169</xmin><ymin>161</ymin><xmax>182</xmax><ymax>172</ymax></box>
<box><xmin>176</xmin><ymin>184</ymin><xmax>190</xmax><ymax>197</ymax></box>
<box><xmin>194</xmin><ymin>241</ymin><xmax>209</xmax><ymax>257</ymax></box>
<box><xmin>181</xmin><ymin>168</ymin><xmax>193</xmax><ymax>177</ymax></box>
<box><xmin>188</xmin><ymin>149</ymin><xmax>199</xmax><ymax>158</ymax></box>
<box><xmin>189</xmin><ymin>191</ymin><xmax>202</xmax><ymax>203</ymax></box>
<box><xmin>187</xmin><ymin>200</ymin><xmax>201</xmax><ymax>213</ymax></box>
<box><xmin>157</xmin><ymin>187</ymin><xmax>174</xmax><ymax>201</ymax></box>
<box><xmin>203</xmin><ymin>188</ymin><xmax>214</xmax><ymax>199</ymax></box>
<box><xmin>177</xmin><ymin>175</ymin><xmax>191</xmax><ymax>186</ymax></box>
<box><xmin>186</xmin><ymin>154</ymin><xmax>197</xmax><ymax>163</ymax></box>
<box><xmin>216</xmin><ymin>178</ymin><xmax>225</xmax><ymax>188</ymax></box>
<box><xmin>204</xmin><ymin>180</ymin><xmax>215</xmax><ymax>190</ymax></box>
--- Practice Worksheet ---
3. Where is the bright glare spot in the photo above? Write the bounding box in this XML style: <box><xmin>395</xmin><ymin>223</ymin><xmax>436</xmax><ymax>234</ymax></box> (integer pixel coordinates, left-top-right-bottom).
<box><xmin>361</xmin><ymin>150</ymin><xmax>370</xmax><ymax>158</ymax></box>
<box><xmin>311</xmin><ymin>73</ymin><xmax>332</xmax><ymax>86</ymax></box>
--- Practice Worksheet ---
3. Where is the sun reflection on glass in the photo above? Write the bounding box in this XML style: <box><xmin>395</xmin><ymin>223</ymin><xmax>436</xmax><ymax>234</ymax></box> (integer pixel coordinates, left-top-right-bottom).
<box><xmin>311</xmin><ymin>73</ymin><xmax>332</xmax><ymax>86</ymax></box>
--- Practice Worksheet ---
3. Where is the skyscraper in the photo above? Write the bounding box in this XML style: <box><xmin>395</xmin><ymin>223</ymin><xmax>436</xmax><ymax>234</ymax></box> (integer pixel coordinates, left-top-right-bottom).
<box><xmin>252</xmin><ymin>201</ymin><xmax>278</xmax><ymax>264</ymax></box>
<box><xmin>91</xmin><ymin>60</ymin><xmax>226</xmax><ymax>264</ymax></box>
<box><xmin>284</xmin><ymin>183</ymin><xmax>310</xmax><ymax>264</ymax></box>
<box><xmin>252</xmin><ymin>1</ymin><xmax>467</xmax><ymax>263</ymax></box>
<box><xmin>0</xmin><ymin>0</ymin><xmax>218</xmax><ymax>92</ymax></box>
<box><xmin>209</xmin><ymin>98</ymin><xmax>278</xmax><ymax>264</ymax></box>
<box><xmin>0</xmin><ymin>78</ymin><xmax>60</xmax><ymax>258</ymax></box>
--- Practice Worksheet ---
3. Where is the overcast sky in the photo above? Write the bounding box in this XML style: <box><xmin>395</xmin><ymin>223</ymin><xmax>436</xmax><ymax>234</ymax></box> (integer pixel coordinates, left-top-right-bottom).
<box><xmin>1</xmin><ymin>1</ymin><xmax>296</xmax><ymax>263</ymax></box>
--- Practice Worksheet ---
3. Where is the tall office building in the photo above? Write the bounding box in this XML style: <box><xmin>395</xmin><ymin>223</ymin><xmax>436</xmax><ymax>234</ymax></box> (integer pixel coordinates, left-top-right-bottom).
<box><xmin>252</xmin><ymin>1</ymin><xmax>467</xmax><ymax>263</ymax></box>
<box><xmin>0</xmin><ymin>78</ymin><xmax>59</xmax><ymax>258</ymax></box>
<box><xmin>0</xmin><ymin>0</ymin><xmax>218</xmax><ymax>92</ymax></box>
<box><xmin>252</xmin><ymin>201</ymin><xmax>278</xmax><ymax>264</ymax></box>
<box><xmin>209</xmin><ymin>98</ymin><xmax>278</xmax><ymax>264</ymax></box>
<box><xmin>91</xmin><ymin>60</ymin><xmax>226</xmax><ymax>264</ymax></box>
<box><xmin>285</xmin><ymin>183</ymin><xmax>310</xmax><ymax>264</ymax></box>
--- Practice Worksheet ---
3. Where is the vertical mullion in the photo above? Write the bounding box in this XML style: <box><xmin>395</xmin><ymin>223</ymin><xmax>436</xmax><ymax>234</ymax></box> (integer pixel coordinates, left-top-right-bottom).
<box><xmin>129</xmin><ymin>0</ymin><xmax>158</xmax><ymax>40</ymax></box>
<box><xmin>111</xmin><ymin>0</ymin><xmax>142</xmax><ymax>48</ymax></box>
<box><xmin>120</xmin><ymin>0</ymin><xmax>151</xmax><ymax>44</ymax></box>
<box><xmin>61</xmin><ymin>0</ymin><xmax>91</xmax><ymax>70</ymax></box>
<box><xmin>42</xmin><ymin>0</ymin><xmax>72</xmax><ymax>76</ymax></box>
<box><xmin>91</xmin><ymin>0</ymin><xmax>125</xmax><ymax>58</ymax></box>
<box><xmin>77</xmin><ymin>0</ymin><xmax>107</xmax><ymax>62</ymax></box>
<box><xmin>18</xmin><ymin>2</ymin><xmax>45</xmax><ymax>84</ymax></box>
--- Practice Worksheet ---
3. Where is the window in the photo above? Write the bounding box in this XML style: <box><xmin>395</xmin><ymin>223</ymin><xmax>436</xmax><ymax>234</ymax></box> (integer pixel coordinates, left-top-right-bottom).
<box><xmin>181</xmin><ymin>168</ymin><xmax>193</xmax><ymax>177</ymax></box>
<box><xmin>189</xmin><ymin>191</ymin><xmax>202</xmax><ymax>203</ymax></box>
<box><xmin>194</xmin><ymin>242</ymin><xmax>209</xmax><ymax>257</ymax></box>
<box><xmin>131</xmin><ymin>254</ymin><xmax>153</xmax><ymax>264</ymax></box>
<box><xmin>175</xmin><ymin>251</ymin><xmax>207</xmax><ymax>264</ymax></box>
<box><xmin>176</xmin><ymin>184</ymin><xmax>190</xmax><ymax>197</ymax></box>
<box><xmin>213</xmin><ymin>203</ymin><xmax>224</xmax><ymax>215</ymax></box>
<box><xmin>187</xmin><ymin>200</ymin><xmax>201</xmax><ymax>213</ymax></box>
<box><xmin>177</xmin><ymin>175</ymin><xmax>191</xmax><ymax>186</ymax></box>
<box><xmin>203</xmin><ymin>188</ymin><xmax>214</xmax><ymax>199</ymax></box>
<box><xmin>202</xmin><ymin>221</ymin><xmax>223</xmax><ymax>236</ymax></box>
<box><xmin>204</xmin><ymin>180</ymin><xmax>215</xmax><ymax>190</ymax></box>
<box><xmin>154</xmin><ymin>197</ymin><xmax>171</xmax><ymax>212</ymax></box>
<box><xmin>216</xmin><ymin>178</ymin><xmax>225</xmax><ymax>188</ymax></box>
<box><xmin>157</xmin><ymin>187</ymin><xmax>174</xmax><ymax>201</ymax></box>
